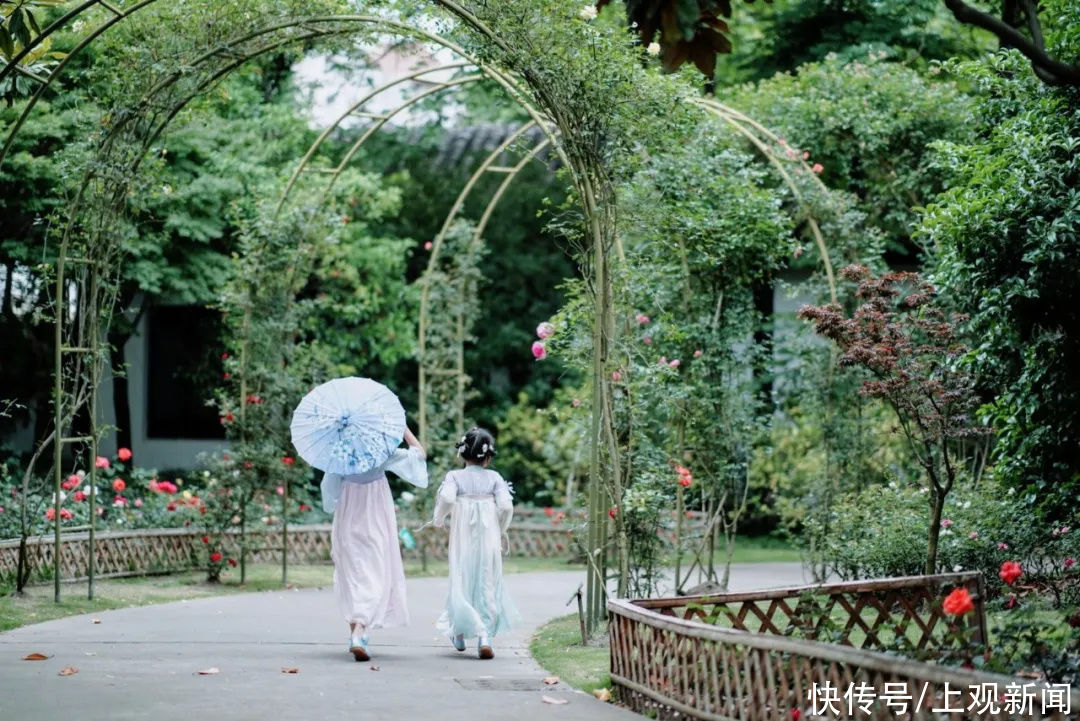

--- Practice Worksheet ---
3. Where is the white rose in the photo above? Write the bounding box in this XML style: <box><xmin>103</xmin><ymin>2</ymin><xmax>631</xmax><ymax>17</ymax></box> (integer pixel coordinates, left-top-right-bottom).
<box><xmin>646</xmin><ymin>42</ymin><xmax>661</xmax><ymax>56</ymax></box>
<box><xmin>580</xmin><ymin>5</ymin><xmax>598</xmax><ymax>20</ymax></box>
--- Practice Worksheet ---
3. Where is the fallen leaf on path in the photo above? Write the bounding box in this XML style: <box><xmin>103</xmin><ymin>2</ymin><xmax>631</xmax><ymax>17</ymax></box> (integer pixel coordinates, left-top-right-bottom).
<box><xmin>22</xmin><ymin>653</ymin><xmax>50</xmax><ymax>661</ymax></box>
<box><xmin>543</xmin><ymin>676</ymin><xmax>560</xmax><ymax>685</ymax></box>
<box><xmin>281</xmin><ymin>667</ymin><xmax>299</xmax><ymax>674</ymax></box>
<box><xmin>593</xmin><ymin>688</ymin><xmax>612</xmax><ymax>702</ymax></box>
<box><xmin>369</xmin><ymin>665</ymin><xmax>379</xmax><ymax>671</ymax></box>
<box><xmin>542</xmin><ymin>696</ymin><xmax>568</xmax><ymax>705</ymax></box>
<box><xmin>92</xmin><ymin>619</ymin><xmax>101</xmax><ymax>624</ymax></box>
<box><xmin>58</xmin><ymin>667</ymin><xmax>79</xmax><ymax>676</ymax></box>
<box><xmin>197</xmin><ymin>667</ymin><xmax>220</xmax><ymax>675</ymax></box>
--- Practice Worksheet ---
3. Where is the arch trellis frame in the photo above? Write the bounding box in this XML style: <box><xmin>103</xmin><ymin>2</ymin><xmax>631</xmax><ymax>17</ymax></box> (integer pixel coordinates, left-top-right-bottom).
<box><xmin>3</xmin><ymin>6</ymin><xmax>618</xmax><ymax>623</ymax></box>
<box><xmin>2</xmin><ymin>2</ymin><xmax>844</xmax><ymax>634</ymax></box>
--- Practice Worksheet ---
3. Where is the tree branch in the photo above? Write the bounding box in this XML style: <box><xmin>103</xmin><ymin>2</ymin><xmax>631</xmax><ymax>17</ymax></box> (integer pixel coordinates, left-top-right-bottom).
<box><xmin>942</xmin><ymin>0</ymin><xmax>1080</xmax><ymax>86</ymax></box>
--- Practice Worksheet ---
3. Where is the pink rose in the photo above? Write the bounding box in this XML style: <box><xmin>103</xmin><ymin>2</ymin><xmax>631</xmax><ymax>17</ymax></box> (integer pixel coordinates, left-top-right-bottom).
<box><xmin>611</xmin><ymin>371</ymin><xmax>622</xmax><ymax>382</ymax></box>
<box><xmin>642</xmin><ymin>336</ymin><xmax>652</xmax><ymax>345</ymax></box>
<box><xmin>668</xmin><ymin>359</ymin><xmax>681</xmax><ymax>368</ymax></box>
<box><xmin>635</xmin><ymin>313</ymin><xmax>650</xmax><ymax>325</ymax></box>
<box><xmin>941</xmin><ymin>519</ymin><xmax>953</xmax><ymax>528</ymax></box>
<box><xmin>424</xmin><ymin>241</ymin><xmax>433</xmax><ymax>250</ymax></box>
<box><xmin>812</xmin><ymin>163</ymin><xmax>824</xmax><ymax>174</ymax></box>
<box><xmin>117</xmin><ymin>447</ymin><xmax>132</xmax><ymax>462</ymax></box>
<box><xmin>134</xmin><ymin>499</ymin><xmax>143</xmax><ymax>508</ymax></box>
<box><xmin>1065</xmin><ymin>558</ymin><xmax>1076</xmax><ymax>570</ymax></box>
<box><xmin>693</xmin><ymin>349</ymin><xmax>703</xmax><ymax>358</ymax></box>
<box><xmin>95</xmin><ymin>456</ymin><xmax>110</xmax><ymax>469</ymax></box>
<box><xmin>571</xmin><ymin>398</ymin><xmax>581</xmax><ymax>408</ymax></box>
<box><xmin>531</xmin><ymin>341</ymin><xmax>547</xmax><ymax>360</ymax></box>
<box><xmin>536</xmin><ymin>322</ymin><xmax>555</xmax><ymax>339</ymax></box>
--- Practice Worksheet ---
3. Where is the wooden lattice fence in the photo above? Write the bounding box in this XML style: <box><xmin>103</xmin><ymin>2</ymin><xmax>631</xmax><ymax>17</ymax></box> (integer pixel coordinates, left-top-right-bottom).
<box><xmin>0</xmin><ymin>521</ymin><xmax>574</xmax><ymax>584</ymax></box>
<box><xmin>609</xmin><ymin>575</ymin><xmax>1079</xmax><ymax>721</ymax></box>
<box><xmin>641</xmin><ymin>573</ymin><xmax>989</xmax><ymax>659</ymax></box>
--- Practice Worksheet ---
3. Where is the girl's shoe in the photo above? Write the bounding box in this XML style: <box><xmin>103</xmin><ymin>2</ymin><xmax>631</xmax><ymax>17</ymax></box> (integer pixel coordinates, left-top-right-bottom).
<box><xmin>478</xmin><ymin>636</ymin><xmax>494</xmax><ymax>660</ymax></box>
<box><xmin>451</xmin><ymin>634</ymin><xmax>466</xmax><ymax>652</ymax></box>
<box><xmin>349</xmin><ymin>635</ymin><xmax>370</xmax><ymax>662</ymax></box>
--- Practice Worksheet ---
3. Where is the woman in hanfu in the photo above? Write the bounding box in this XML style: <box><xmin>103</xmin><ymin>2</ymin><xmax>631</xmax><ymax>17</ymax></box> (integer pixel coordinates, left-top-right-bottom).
<box><xmin>321</xmin><ymin>425</ymin><xmax>427</xmax><ymax>662</ymax></box>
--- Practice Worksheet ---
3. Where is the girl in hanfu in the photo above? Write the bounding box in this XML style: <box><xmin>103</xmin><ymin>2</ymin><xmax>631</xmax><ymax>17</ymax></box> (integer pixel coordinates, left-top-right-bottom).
<box><xmin>431</xmin><ymin>427</ymin><xmax>520</xmax><ymax>659</ymax></box>
<box><xmin>321</xmin><ymin>425</ymin><xmax>427</xmax><ymax>662</ymax></box>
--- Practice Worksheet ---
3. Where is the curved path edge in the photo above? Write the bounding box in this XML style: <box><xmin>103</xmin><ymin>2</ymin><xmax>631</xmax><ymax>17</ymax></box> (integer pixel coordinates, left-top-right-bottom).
<box><xmin>0</xmin><ymin>564</ymin><xmax>807</xmax><ymax>720</ymax></box>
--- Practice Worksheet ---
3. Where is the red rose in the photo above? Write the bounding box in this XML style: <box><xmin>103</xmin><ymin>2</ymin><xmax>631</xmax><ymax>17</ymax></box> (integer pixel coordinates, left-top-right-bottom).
<box><xmin>117</xmin><ymin>447</ymin><xmax>132</xmax><ymax>462</ymax></box>
<box><xmin>243</xmin><ymin>461</ymin><xmax>254</xmax><ymax>469</ymax></box>
<box><xmin>60</xmin><ymin>508</ymin><xmax>74</xmax><ymax>521</ymax></box>
<box><xmin>201</xmin><ymin>536</ymin><xmax>209</xmax><ymax>544</ymax></box>
<box><xmin>223</xmin><ymin>372</ymin><xmax>230</xmax><ymax>380</ymax></box>
<box><xmin>45</xmin><ymin>507</ymin><xmax>56</xmax><ymax>521</ymax></box>
<box><xmin>999</xmin><ymin>561</ymin><xmax>1022</xmax><ymax>586</ymax></box>
<box><xmin>112</xmin><ymin>478</ymin><xmax>126</xmax><ymax>493</ymax></box>
<box><xmin>221</xmin><ymin>353</ymin><xmax>229</xmax><ymax>360</ymax></box>
<box><xmin>544</xmin><ymin>507</ymin><xmax>554</xmax><ymax>517</ymax></box>
<box><xmin>791</xmin><ymin>710</ymin><xmax>802</xmax><ymax>721</ymax></box>
<box><xmin>166</xmin><ymin>503</ymin><xmax>177</xmax><ymax>512</ymax></box>
<box><xmin>942</xmin><ymin>587</ymin><xmax>974</xmax><ymax>616</ymax></box>
<box><xmin>281</xmin><ymin>457</ymin><xmax>295</xmax><ymax>466</ymax></box>
<box><xmin>210</xmin><ymin>552</ymin><xmax>222</xmax><ymax>563</ymax></box>
<box><xmin>62</xmin><ymin>474</ymin><xmax>80</xmax><ymax>490</ymax></box>
<box><xmin>199</xmin><ymin>506</ymin><xmax>207</xmax><ymax>515</ymax></box>
<box><xmin>74</xmin><ymin>491</ymin><xmax>87</xmax><ymax>502</ymax></box>
<box><xmin>608</xmin><ymin>507</ymin><xmax>617</xmax><ymax>519</ymax></box>
<box><xmin>228</xmin><ymin>558</ymin><xmax>238</xmax><ymax>568</ymax></box>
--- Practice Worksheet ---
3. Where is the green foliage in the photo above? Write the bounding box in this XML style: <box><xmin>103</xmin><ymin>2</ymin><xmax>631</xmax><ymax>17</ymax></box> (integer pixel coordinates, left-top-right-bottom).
<box><xmin>920</xmin><ymin>50</ymin><xmax>1080</xmax><ymax>518</ymax></box>
<box><xmin>727</xmin><ymin>55</ymin><xmax>973</xmax><ymax>256</ymax></box>
<box><xmin>495</xmin><ymin>390</ymin><xmax>589</xmax><ymax>506</ymax></box>
<box><xmin>810</xmin><ymin>478</ymin><xmax>1080</xmax><ymax>593</ymax></box>
<box><xmin>743</xmin><ymin>0</ymin><xmax>987</xmax><ymax>78</ymax></box>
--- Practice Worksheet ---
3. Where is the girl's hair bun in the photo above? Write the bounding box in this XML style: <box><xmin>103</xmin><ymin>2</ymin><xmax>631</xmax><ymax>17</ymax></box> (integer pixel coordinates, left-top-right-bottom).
<box><xmin>456</xmin><ymin>426</ymin><xmax>496</xmax><ymax>462</ymax></box>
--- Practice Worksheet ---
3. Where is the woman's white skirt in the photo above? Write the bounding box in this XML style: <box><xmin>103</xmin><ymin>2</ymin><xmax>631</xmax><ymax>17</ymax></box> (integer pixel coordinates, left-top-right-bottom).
<box><xmin>331</xmin><ymin>477</ymin><xmax>408</xmax><ymax>628</ymax></box>
<box><xmin>437</xmin><ymin>497</ymin><xmax>520</xmax><ymax>640</ymax></box>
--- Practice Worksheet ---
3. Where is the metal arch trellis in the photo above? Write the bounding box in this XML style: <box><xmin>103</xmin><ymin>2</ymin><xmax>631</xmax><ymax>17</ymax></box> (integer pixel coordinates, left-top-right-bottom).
<box><xmin>1</xmin><ymin>7</ymin><xmax>608</xmax><ymax>606</ymax></box>
<box><xmin>415</xmin><ymin>132</ymin><xmax>556</xmax><ymax>446</ymax></box>
<box><xmin>3</xmin><ymin>2</ymin><xmax>844</xmax><ymax>636</ymax></box>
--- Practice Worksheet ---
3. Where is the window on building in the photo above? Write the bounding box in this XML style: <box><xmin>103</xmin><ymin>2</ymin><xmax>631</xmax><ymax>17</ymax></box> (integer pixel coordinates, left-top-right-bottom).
<box><xmin>146</xmin><ymin>305</ymin><xmax>224</xmax><ymax>439</ymax></box>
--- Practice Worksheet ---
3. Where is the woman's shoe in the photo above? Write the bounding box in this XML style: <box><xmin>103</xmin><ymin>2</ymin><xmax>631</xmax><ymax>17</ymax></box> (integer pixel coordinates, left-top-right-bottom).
<box><xmin>349</xmin><ymin>635</ymin><xmax>370</xmax><ymax>662</ymax></box>
<box><xmin>451</xmin><ymin>634</ymin><xmax>466</xmax><ymax>652</ymax></box>
<box><xmin>478</xmin><ymin>636</ymin><xmax>494</xmax><ymax>660</ymax></box>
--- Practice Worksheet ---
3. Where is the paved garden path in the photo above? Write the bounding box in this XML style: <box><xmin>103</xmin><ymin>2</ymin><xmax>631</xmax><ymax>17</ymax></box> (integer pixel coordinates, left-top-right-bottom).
<box><xmin>0</xmin><ymin>563</ymin><xmax>808</xmax><ymax>721</ymax></box>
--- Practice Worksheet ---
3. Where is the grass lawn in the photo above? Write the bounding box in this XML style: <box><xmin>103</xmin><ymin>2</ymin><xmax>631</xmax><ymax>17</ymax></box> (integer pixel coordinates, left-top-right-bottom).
<box><xmin>0</xmin><ymin>556</ymin><xmax>584</xmax><ymax>633</ymax></box>
<box><xmin>657</xmin><ymin>534</ymin><xmax>802</xmax><ymax>567</ymax></box>
<box><xmin>530</xmin><ymin>613</ymin><xmax>611</xmax><ymax>694</ymax></box>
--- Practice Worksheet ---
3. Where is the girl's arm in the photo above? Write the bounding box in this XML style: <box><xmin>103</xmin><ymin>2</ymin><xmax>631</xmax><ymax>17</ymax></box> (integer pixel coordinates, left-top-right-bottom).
<box><xmin>432</xmin><ymin>472</ymin><xmax>457</xmax><ymax>527</ymax></box>
<box><xmin>403</xmin><ymin>425</ymin><xmax>426</xmax><ymax>459</ymax></box>
<box><xmin>493</xmin><ymin>473</ymin><xmax>514</xmax><ymax>533</ymax></box>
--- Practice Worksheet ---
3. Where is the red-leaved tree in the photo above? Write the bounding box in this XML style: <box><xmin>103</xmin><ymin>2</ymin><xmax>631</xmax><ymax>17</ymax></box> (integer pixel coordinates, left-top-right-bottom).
<box><xmin>798</xmin><ymin>265</ymin><xmax>989</xmax><ymax>575</ymax></box>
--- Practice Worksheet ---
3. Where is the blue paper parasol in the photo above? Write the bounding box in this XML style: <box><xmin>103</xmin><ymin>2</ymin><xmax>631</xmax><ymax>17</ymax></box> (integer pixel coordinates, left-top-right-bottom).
<box><xmin>290</xmin><ymin>377</ymin><xmax>406</xmax><ymax>475</ymax></box>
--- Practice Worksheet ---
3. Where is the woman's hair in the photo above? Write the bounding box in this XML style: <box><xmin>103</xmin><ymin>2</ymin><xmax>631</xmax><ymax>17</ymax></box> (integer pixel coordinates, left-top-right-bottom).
<box><xmin>456</xmin><ymin>426</ymin><xmax>496</xmax><ymax>463</ymax></box>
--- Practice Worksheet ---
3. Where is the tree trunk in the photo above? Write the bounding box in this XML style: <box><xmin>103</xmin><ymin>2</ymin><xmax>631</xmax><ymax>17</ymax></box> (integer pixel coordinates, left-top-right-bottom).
<box><xmin>752</xmin><ymin>279</ymin><xmax>775</xmax><ymax>411</ymax></box>
<box><xmin>926</xmin><ymin>486</ymin><xmax>945</xmax><ymax>575</ymax></box>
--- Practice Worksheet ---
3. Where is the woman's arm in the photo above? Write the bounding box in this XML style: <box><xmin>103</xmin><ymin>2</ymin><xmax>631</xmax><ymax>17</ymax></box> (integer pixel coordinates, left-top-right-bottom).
<box><xmin>403</xmin><ymin>425</ymin><xmax>426</xmax><ymax>459</ymax></box>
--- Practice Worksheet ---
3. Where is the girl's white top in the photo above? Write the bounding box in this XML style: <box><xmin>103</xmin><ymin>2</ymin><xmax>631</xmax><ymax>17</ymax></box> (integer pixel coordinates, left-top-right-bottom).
<box><xmin>320</xmin><ymin>446</ymin><xmax>428</xmax><ymax>514</ymax></box>
<box><xmin>432</xmin><ymin>465</ymin><xmax>514</xmax><ymax>532</ymax></box>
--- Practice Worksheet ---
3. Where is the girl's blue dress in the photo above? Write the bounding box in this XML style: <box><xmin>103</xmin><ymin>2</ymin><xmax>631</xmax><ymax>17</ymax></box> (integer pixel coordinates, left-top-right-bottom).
<box><xmin>432</xmin><ymin>465</ymin><xmax>521</xmax><ymax>640</ymax></box>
